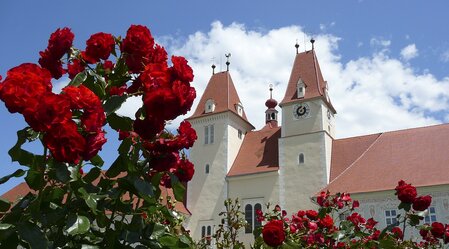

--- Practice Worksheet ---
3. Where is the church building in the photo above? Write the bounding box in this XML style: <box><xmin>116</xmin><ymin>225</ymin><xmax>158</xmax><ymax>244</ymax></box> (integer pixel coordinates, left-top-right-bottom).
<box><xmin>185</xmin><ymin>40</ymin><xmax>449</xmax><ymax>244</ymax></box>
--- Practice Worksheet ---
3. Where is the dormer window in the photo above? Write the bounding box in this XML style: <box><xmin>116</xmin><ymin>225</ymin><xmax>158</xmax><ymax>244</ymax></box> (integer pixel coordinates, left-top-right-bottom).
<box><xmin>297</xmin><ymin>79</ymin><xmax>305</xmax><ymax>98</ymax></box>
<box><xmin>205</xmin><ymin>99</ymin><xmax>215</xmax><ymax>113</ymax></box>
<box><xmin>235</xmin><ymin>103</ymin><xmax>243</xmax><ymax>116</ymax></box>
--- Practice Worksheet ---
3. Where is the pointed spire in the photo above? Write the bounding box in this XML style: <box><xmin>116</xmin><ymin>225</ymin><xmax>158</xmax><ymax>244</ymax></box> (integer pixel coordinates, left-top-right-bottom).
<box><xmin>295</xmin><ymin>40</ymin><xmax>299</xmax><ymax>54</ymax></box>
<box><xmin>310</xmin><ymin>38</ymin><xmax>315</xmax><ymax>50</ymax></box>
<box><xmin>212</xmin><ymin>64</ymin><xmax>216</xmax><ymax>75</ymax></box>
<box><xmin>265</xmin><ymin>83</ymin><xmax>278</xmax><ymax>126</ymax></box>
<box><xmin>225</xmin><ymin>53</ymin><xmax>231</xmax><ymax>71</ymax></box>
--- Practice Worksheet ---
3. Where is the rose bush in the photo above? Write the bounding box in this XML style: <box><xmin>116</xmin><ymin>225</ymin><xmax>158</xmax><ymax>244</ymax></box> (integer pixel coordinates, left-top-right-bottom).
<box><xmin>252</xmin><ymin>180</ymin><xmax>449</xmax><ymax>248</ymax></box>
<box><xmin>0</xmin><ymin>25</ymin><xmax>197</xmax><ymax>248</ymax></box>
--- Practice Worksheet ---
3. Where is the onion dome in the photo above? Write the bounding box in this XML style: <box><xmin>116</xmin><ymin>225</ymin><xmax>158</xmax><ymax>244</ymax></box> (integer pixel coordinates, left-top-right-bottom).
<box><xmin>265</xmin><ymin>98</ymin><xmax>278</xmax><ymax>109</ymax></box>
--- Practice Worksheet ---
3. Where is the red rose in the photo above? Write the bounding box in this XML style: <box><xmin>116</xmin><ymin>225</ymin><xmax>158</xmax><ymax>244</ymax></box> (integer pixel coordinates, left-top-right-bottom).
<box><xmin>171</xmin><ymin>56</ymin><xmax>194</xmax><ymax>83</ymax></box>
<box><xmin>143</xmin><ymin>87</ymin><xmax>180</xmax><ymax>121</ymax></box>
<box><xmin>23</xmin><ymin>93</ymin><xmax>72</xmax><ymax>132</ymax></box>
<box><xmin>431</xmin><ymin>222</ymin><xmax>445</xmax><ymax>238</ymax></box>
<box><xmin>174</xmin><ymin>159</ymin><xmax>195</xmax><ymax>182</ymax></box>
<box><xmin>133</xmin><ymin>115</ymin><xmax>165</xmax><ymax>140</ymax></box>
<box><xmin>177</xmin><ymin>121</ymin><xmax>197</xmax><ymax>149</ymax></box>
<box><xmin>391</xmin><ymin>226</ymin><xmax>403</xmax><ymax>239</ymax></box>
<box><xmin>103</xmin><ymin>60</ymin><xmax>114</xmax><ymax>72</ymax></box>
<box><xmin>305</xmin><ymin>210</ymin><xmax>318</xmax><ymax>220</ymax></box>
<box><xmin>150</xmin><ymin>152</ymin><xmax>179</xmax><ymax>173</ymax></box>
<box><xmin>318</xmin><ymin>215</ymin><xmax>334</xmax><ymax>229</ymax></box>
<box><xmin>395</xmin><ymin>180</ymin><xmax>417</xmax><ymax>203</ymax></box>
<box><xmin>81</xmin><ymin>108</ymin><xmax>106</xmax><ymax>132</ymax></box>
<box><xmin>84</xmin><ymin>32</ymin><xmax>115</xmax><ymax>63</ymax></box>
<box><xmin>44</xmin><ymin>121</ymin><xmax>86</xmax><ymax>164</ymax></box>
<box><xmin>83</xmin><ymin>131</ymin><xmax>107</xmax><ymax>160</ymax></box>
<box><xmin>45</xmin><ymin>27</ymin><xmax>74</xmax><ymax>59</ymax></box>
<box><xmin>413</xmin><ymin>195</ymin><xmax>432</xmax><ymax>211</ymax></box>
<box><xmin>262</xmin><ymin>220</ymin><xmax>285</xmax><ymax>247</ymax></box>
<box><xmin>172</xmin><ymin>80</ymin><xmax>196</xmax><ymax>115</ymax></box>
<box><xmin>121</xmin><ymin>25</ymin><xmax>155</xmax><ymax>73</ymax></box>
<box><xmin>347</xmin><ymin>212</ymin><xmax>366</xmax><ymax>227</ymax></box>
<box><xmin>0</xmin><ymin>63</ymin><xmax>52</xmax><ymax>113</ymax></box>
<box><xmin>68</xmin><ymin>59</ymin><xmax>85</xmax><ymax>79</ymax></box>
<box><xmin>38</xmin><ymin>27</ymin><xmax>74</xmax><ymax>79</ymax></box>
<box><xmin>151</xmin><ymin>44</ymin><xmax>168</xmax><ymax>65</ymax></box>
<box><xmin>140</xmin><ymin>63</ymin><xmax>170</xmax><ymax>90</ymax></box>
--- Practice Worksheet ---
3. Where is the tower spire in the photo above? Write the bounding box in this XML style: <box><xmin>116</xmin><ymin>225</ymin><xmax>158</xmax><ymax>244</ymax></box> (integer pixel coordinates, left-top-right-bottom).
<box><xmin>212</xmin><ymin>64</ymin><xmax>216</xmax><ymax>75</ymax></box>
<box><xmin>310</xmin><ymin>38</ymin><xmax>315</xmax><ymax>50</ymax></box>
<box><xmin>265</xmin><ymin>83</ymin><xmax>278</xmax><ymax>127</ymax></box>
<box><xmin>225</xmin><ymin>53</ymin><xmax>231</xmax><ymax>71</ymax></box>
<box><xmin>295</xmin><ymin>40</ymin><xmax>299</xmax><ymax>54</ymax></box>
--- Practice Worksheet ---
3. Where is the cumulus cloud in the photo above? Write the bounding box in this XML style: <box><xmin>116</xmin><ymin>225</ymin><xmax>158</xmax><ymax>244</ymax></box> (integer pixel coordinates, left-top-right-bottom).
<box><xmin>118</xmin><ymin>21</ymin><xmax>449</xmax><ymax>139</ymax></box>
<box><xmin>400</xmin><ymin>44</ymin><xmax>418</xmax><ymax>61</ymax></box>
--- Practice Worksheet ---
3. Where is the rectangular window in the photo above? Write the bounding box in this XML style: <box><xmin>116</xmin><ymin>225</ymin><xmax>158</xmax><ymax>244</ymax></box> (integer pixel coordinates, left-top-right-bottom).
<box><xmin>204</xmin><ymin>126</ymin><xmax>209</xmax><ymax>144</ymax></box>
<box><xmin>210</xmin><ymin>124</ymin><xmax>214</xmax><ymax>144</ymax></box>
<box><xmin>204</xmin><ymin>124</ymin><xmax>214</xmax><ymax>144</ymax></box>
<box><xmin>424</xmin><ymin>206</ymin><xmax>437</xmax><ymax>223</ymax></box>
<box><xmin>385</xmin><ymin>209</ymin><xmax>398</xmax><ymax>226</ymax></box>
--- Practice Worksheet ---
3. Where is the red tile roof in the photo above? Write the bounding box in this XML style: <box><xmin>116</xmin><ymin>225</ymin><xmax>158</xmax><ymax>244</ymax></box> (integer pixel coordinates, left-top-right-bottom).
<box><xmin>187</xmin><ymin>71</ymin><xmax>254</xmax><ymax>128</ymax></box>
<box><xmin>227</xmin><ymin>124</ymin><xmax>281</xmax><ymax>177</ymax></box>
<box><xmin>280</xmin><ymin>50</ymin><xmax>335</xmax><ymax>112</ymax></box>
<box><xmin>324</xmin><ymin>123</ymin><xmax>449</xmax><ymax>194</ymax></box>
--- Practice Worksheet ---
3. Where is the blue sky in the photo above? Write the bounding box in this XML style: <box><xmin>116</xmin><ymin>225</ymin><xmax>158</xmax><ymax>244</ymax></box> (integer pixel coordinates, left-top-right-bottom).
<box><xmin>1</xmin><ymin>0</ymin><xmax>449</xmax><ymax>194</ymax></box>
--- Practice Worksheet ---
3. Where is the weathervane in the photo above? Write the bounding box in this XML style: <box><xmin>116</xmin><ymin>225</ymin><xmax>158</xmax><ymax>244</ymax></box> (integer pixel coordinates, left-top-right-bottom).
<box><xmin>211</xmin><ymin>57</ymin><xmax>216</xmax><ymax>75</ymax></box>
<box><xmin>295</xmin><ymin>39</ymin><xmax>299</xmax><ymax>54</ymax></box>
<box><xmin>225</xmin><ymin>53</ymin><xmax>231</xmax><ymax>71</ymax></box>
<box><xmin>269</xmin><ymin>83</ymin><xmax>274</xmax><ymax>99</ymax></box>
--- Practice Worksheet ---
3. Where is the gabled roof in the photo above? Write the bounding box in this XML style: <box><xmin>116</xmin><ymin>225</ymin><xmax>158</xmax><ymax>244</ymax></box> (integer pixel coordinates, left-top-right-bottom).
<box><xmin>187</xmin><ymin>71</ymin><xmax>254</xmax><ymax>128</ymax></box>
<box><xmin>227</xmin><ymin>124</ymin><xmax>281</xmax><ymax>177</ymax></box>
<box><xmin>280</xmin><ymin>50</ymin><xmax>335</xmax><ymax>112</ymax></box>
<box><xmin>324</xmin><ymin>123</ymin><xmax>449</xmax><ymax>194</ymax></box>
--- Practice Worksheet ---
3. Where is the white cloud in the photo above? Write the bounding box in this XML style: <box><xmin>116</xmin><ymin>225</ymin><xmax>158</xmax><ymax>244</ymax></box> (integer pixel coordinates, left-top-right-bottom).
<box><xmin>441</xmin><ymin>49</ymin><xmax>449</xmax><ymax>62</ymax></box>
<box><xmin>119</xmin><ymin>21</ymin><xmax>449</xmax><ymax>139</ymax></box>
<box><xmin>400</xmin><ymin>44</ymin><xmax>418</xmax><ymax>61</ymax></box>
<box><xmin>370</xmin><ymin>37</ymin><xmax>391</xmax><ymax>48</ymax></box>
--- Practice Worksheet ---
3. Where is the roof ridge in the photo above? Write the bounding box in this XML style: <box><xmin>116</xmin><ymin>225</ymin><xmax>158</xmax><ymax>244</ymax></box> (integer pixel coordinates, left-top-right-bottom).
<box><xmin>320</xmin><ymin>132</ymin><xmax>384</xmax><ymax>193</ymax></box>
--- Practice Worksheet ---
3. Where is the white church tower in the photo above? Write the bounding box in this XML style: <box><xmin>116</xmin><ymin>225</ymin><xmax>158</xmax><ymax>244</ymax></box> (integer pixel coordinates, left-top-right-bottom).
<box><xmin>186</xmin><ymin>61</ymin><xmax>254</xmax><ymax>242</ymax></box>
<box><xmin>278</xmin><ymin>40</ymin><xmax>337</xmax><ymax>213</ymax></box>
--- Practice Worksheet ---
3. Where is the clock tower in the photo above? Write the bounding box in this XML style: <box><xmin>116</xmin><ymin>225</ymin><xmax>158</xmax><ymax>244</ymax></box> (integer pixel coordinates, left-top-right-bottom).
<box><xmin>278</xmin><ymin>41</ymin><xmax>336</xmax><ymax>213</ymax></box>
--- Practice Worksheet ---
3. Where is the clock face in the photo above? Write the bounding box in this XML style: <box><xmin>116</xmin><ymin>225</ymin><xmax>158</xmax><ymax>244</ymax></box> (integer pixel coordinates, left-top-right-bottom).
<box><xmin>293</xmin><ymin>103</ymin><xmax>311</xmax><ymax>119</ymax></box>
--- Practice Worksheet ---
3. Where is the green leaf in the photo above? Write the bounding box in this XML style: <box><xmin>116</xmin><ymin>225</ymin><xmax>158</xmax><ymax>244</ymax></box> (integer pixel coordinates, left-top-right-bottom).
<box><xmin>81</xmin><ymin>245</ymin><xmax>99</xmax><ymax>249</ymax></box>
<box><xmin>0</xmin><ymin>198</ymin><xmax>11</xmax><ymax>212</ymax></box>
<box><xmin>0</xmin><ymin>169</ymin><xmax>25</xmax><ymax>185</ymax></box>
<box><xmin>398</xmin><ymin>202</ymin><xmax>411</xmax><ymax>212</ymax></box>
<box><xmin>107</xmin><ymin>113</ymin><xmax>133</xmax><ymax>131</ymax></box>
<box><xmin>106</xmin><ymin>155</ymin><xmax>129</xmax><ymax>178</ymax></box>
<box><xmin>133</xmin><ymin>178</ymin><xmax>154</xmax><ymax>198</ymax></box>
<box><xmin>90</xmin><ymin>155</ymin><xmax>104</xmax><ymax>167</ymax></box>
<box><xmin>25</xmin><ymin>169</ymin><xmax>44</xmax><ymax>190</ymax></box>
<box><xmin>68</xmin><ymin>71</ymin><xmax>87</xmax><ymax>87</ymax></box>
<box><xmin>78</xmin><ymin>188</ymin><xmax>98</xmax><ymax>214</ymax></box>
<box><xmin>103</xmin><ymin>95</ymin><xmax>128</xmax><ymax>115</ymax></box>
<box><xmin>83</xmin><ymin>74</ymin><xmax>106</xmax><ymax>99</ymax></box>
<box><xmin>379</xmin><ymin>237</ymin><xmax>396</xmax><ymax>248</ymax></box>
<box><xmin>118</xmin><ymin>138</ymin><xmax>133</xmax><ymax>155</ymax></box>
<box><xmin>171</xmin><ymin>177</ymin><xmax>185</xmax><ymax>202</ymax></box>
<box><xmin>159</xmin><ymin>235</ymin><xmax>178</xmax><ymax>247</ymax></box>
<box><xmin>149</xmin><ymin>223</ymin><xmax>166</xmax><ymax>239</ymax></box>
<box><xmin>84</xmin><ymin>167</ymin><xmax>101</xmax><ymax>183</ymax></box>
<box><xmin>66</xmin><ymin>215</ymin><xmax>91</xmax><ymax>235</ymax></box>
<box><xmin>8</xmin><ymin>128</ymin><xmax>43</xmax><ymax>168</ymax></box>
<box><xmin>0</xmin><ymin>224</ymin><xmax>13</xmax><ymax>230</ymax></box>
<box><xmin>17</xmin><ymin>221</ymin><xmax>48</xmax><ymax>249</ymax></box>
<box><xmin>54</xmin><ymin>161</ymin><xmax>70</xmax><ymax>183</ymax></box>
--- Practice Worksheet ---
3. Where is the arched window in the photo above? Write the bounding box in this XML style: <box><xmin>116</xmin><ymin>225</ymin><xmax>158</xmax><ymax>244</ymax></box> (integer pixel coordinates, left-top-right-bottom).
<box><xmin>205</xmin><ymin>164</ymin><xmax>210</xmax><ymax>174</ymax></box>
<box><xmin>299</xmin><ymin>153</ymin><xmax>305</xmax><ymax>164</ymax></box>
<box><xmin>254</xmin><ymin>203</ymin><xmax>262</xmax><ymax>229</ymax></box>
<box><xmin>297</xmin><ymin>79</ymin><xmax>305</xmax><ymax>98</ymax></box>
<box><xmin>245</xmin><ymin>204</ymin><xmax>253</xmax><ymax>233</ymax></box>
<box><xmin>205</xmin><ymin>99</ymin><xmax>215</xmax><ymax>113</ymax></box>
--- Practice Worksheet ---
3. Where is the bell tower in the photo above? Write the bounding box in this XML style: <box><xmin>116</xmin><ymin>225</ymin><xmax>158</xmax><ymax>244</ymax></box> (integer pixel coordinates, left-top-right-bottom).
<box><xmin>186</xmin><ymin>60</ymin><xmax>254</xmax><ymax>243</ymax></box>
<box><xmin>278</xmin><ymin>40</ymin><xmax>336</xmax><ymax>213</ymax></box>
